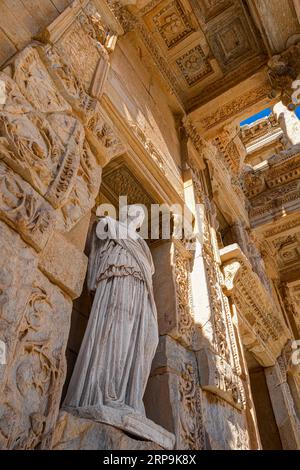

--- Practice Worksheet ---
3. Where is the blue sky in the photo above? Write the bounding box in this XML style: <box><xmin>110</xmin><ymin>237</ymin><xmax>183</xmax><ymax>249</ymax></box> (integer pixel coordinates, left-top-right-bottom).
<box><xmin>240</xmin><ymin>106</ymin><xmax>300</xmax><ymax>127</ymax></box>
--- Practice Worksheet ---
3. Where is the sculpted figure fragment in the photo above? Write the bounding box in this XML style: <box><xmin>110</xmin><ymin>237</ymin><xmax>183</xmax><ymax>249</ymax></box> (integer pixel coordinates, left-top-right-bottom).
<box><xmin>63</xmin><ymin>206</ymin><xmax>159</xmax><ymax>420</ymax></box>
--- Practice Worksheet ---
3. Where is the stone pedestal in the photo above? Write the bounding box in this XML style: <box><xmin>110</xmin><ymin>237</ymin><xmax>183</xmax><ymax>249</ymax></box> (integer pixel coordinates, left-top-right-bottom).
<box><xmin>62</xmin><ymin>406</ymin><xmax>175</xmax><ymax>450</ymax></box>
<box><xmin>51</xmin><ymin>412</ymin><xmax>163</xmax><ymax>451</ymax></box>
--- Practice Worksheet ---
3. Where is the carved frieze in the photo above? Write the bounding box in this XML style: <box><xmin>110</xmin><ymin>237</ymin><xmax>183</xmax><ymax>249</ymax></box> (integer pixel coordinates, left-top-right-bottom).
<box><xmin>242</xmin><ymin>147</ymin><xmax>300</xmax><ymax>199</ymax></box>
<box><xmin>197</xmin><ymin>82</ymin><xmax>273</xmax><ymax>131</ymax></box>
<box><xmin>57</xmin><ymin>140</ymin><xmax>102</xmax><ymax>231</ymax></box>
<box><xmin>0</xmin><ymin>52</ymin><xmax>83</xmax><ymax>200</ymax></box>
<box><xmin>86</xmin><ymin>108</ymin><xmax>125</xmax><ymax>164</ymax></box>
<box><xmin>0</xmin><ymin>43</ymin><xmax>105</xmax><ymax>232</ymax></box>
<box><xmin>179</xmin><ymin>362</ymin><xmax>204</xmax><ymax>450</ymax></box>
<box><xmin>248</xmin><ymin>180</ymin><xmax>300</xmax><ymax>227</ymax></box>
<box><xmin>174</xmin><ymin>244</ymin><xmax>197</xmax><ymax>349</ymax></box>
<box><xmin>197</xmin><ymin>349</ymin><xmax>246</xmax><ymax>410</ymax></box>
<box><xmin>40</xmin><ymin>0</ymin><xmax>113</xmax><ymax>91</ymax></box>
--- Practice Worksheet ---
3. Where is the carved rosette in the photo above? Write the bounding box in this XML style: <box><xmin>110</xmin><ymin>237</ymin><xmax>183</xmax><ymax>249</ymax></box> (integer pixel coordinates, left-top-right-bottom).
<box><xmin>174</xmin><ymin>243</ymin><xmax>197</xmax><ymax>350</ymax></box>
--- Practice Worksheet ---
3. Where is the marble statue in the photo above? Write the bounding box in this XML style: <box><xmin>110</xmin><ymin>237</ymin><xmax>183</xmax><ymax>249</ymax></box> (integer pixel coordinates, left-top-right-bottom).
<box><xmin>62</xmin><ymin>206</ymin><xmax>176</xmax><ymax>447</ymax></box>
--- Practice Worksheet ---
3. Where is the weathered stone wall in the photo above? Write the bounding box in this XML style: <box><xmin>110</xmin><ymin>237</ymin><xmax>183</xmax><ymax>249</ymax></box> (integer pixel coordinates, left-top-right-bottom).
<box><xmin>0</xmin><ymin>0</ymin><xmax>113</xmax><ymax>448</ymax></box>
<box><xmin>0</xmin><ymin>0</ymin><xmax>299</xmax><ymax>451</ymax></box>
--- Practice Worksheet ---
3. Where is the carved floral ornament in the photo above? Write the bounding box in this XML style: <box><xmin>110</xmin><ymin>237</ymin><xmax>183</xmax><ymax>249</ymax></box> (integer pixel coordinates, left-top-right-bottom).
<box><xmin>220</xmin><ymin>244</ymin><xmax>291</xmax><ymax>367</ymax></box>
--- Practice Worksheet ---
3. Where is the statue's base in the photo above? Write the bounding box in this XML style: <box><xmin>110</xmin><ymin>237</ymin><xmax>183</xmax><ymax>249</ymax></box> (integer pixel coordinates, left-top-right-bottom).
<box><xmin>62</xmin><ymin>405</ymin><xmax>175</xmax><ymax>450</ymax></box>
<box><xmin>51</xmin><ymin>411</ymin><xmax>164</xmax><ymax>450</ymax></box>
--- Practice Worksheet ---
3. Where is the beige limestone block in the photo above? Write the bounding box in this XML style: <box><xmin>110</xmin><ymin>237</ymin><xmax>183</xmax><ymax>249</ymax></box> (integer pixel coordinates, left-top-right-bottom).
<box><xmin>39</xmin><ymin>232</ymin><xmax>88</xmax><ymax>299</ymax></box>
<box><xmin>52</xmin><ymin>411</ymin><xmax>162</xmax><ymax>450</ymax></box>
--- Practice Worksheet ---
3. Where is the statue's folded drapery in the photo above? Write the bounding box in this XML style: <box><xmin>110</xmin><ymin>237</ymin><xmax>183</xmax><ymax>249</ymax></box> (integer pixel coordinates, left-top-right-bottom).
<box><xmin>63</xmin><ymin>217</ymin><xmax>158</xmax><ymax>415</ymax></box>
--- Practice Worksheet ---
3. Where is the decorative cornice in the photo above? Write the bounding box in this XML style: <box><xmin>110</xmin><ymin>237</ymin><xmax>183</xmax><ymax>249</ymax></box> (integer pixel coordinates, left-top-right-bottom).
<box><xmin>221</xmin><ymin>244</ymin><xmax>291</xmax><ymax>367</ymax></box>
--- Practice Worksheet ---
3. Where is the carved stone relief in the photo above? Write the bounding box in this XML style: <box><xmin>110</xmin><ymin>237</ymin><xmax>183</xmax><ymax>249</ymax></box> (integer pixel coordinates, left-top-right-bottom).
<box><xmin>174</xmin><ymin>243</ymin><xmax>197</xmax><ymax>349</ymax></box>
<box><xmin>0</xmin><ymin>222</ymin><xmax>37</xmax><ymax>395</ymax></box>
<box><xmin>206</xmin><ymin>9</ymin><xmax>261</xmax><ymax>72</ymax></box>
<box><xmin>144</xmin><ymin>335</ymin><xmax>205</xmax><ymax>450</ymax></box>
<box><xmin>0</xmin><ymin>42</ymin><xmax>112</xmax><ymax>232</ymax></box>
<box><xmin>185</xmin><ymin>154</ymin><xmax>246</xmax><ymax>408</ymax></box>
<box><xmin>0</xmin><ymin>270</ymin><xmax>72</xmax><ymax>450</ymax></box>
<box><xmin>0</xmin><ymin>161</ymin><xmax>55</xmax><ymax>252</ymax></box>
<box><xmin>176</xmin><ymin>45</ymin><xmax>213</xmax><ymax>87</ymax></box>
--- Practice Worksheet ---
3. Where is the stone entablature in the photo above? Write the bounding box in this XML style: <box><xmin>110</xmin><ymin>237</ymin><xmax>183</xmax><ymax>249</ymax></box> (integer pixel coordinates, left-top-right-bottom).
<box><xmin>243</xmin><ymin>145</ymin><xmax>300</xmax><ymax>197</ymax></box>
<box><xmin>241</xmin><ymin>145</ymin><xmax>300</xmax><ymax>227</ymax></box>
<box><xmin>240</xmin><ymin>113</ymin><xmax>283</xmax><ymax>157</ymax></box>
<box><xmin>221</xmin><ymin>244</ymin><xmax>291</xmax><ymax>367</ymax></box>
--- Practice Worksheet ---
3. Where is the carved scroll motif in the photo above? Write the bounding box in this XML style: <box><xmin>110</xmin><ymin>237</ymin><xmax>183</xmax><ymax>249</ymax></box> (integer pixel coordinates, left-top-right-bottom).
<box><xmin>174</xmin><ymin>248</ymin><xmax>196</xmax><ymax>349</ymax></box>
<box><xmin>179</xmin><ymin>363</ymin><xmax>204</xmax><ymax>450</ymax></box>
<box><xmin>0</xmin><ymin>162</ymin><xmax>54</xmax><ymax>251</ymax></box>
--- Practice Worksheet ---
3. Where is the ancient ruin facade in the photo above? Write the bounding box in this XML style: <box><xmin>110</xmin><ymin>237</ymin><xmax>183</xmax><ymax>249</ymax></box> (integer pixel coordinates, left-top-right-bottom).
<box><xmin>0</xmin><ymin>0</ymin><xmax>300</xmax><ymax>451</ymax></box>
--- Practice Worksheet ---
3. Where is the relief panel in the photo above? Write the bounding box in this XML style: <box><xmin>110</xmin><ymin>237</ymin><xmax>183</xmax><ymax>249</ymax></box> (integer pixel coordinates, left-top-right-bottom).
<box><xmin>193</xmin><ymin>0</ymin><xmax>233</xmax><ymax>22</ymax></box>
<box><xmin>0</xmin><ymin>222</ymin><xmax>37</xmax><ymax>395</ymax></box>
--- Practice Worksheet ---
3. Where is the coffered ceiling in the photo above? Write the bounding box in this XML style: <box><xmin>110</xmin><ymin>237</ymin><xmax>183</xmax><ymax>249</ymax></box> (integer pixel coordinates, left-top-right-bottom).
<box><xmin>128</xmin><ymin>0</ymin><xmax>268</xmax><ymax>111</ymax></box>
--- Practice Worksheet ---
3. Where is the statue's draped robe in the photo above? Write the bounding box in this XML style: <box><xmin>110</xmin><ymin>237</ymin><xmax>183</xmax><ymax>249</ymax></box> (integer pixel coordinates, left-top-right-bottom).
<box><xmin>63</xmin><ymin>218</ymin><xmax>158</xmax><ymax>415</ymax></box>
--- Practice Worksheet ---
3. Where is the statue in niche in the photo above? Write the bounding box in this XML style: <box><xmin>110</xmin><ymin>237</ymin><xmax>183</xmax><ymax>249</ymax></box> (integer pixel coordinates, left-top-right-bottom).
<box><xmin>63</xmin><ymin>205</ymin><xmax>160</xmax><ymax>426</ymax></box>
